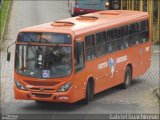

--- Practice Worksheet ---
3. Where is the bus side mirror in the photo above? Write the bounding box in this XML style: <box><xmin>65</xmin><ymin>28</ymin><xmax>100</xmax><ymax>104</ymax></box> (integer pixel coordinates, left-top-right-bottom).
<box><xmin>6</xmin><ymin>41</ymin><xmax>16</xmax><ymax>62</ymax></box>
<box><xmin>7</xmin><ymin>52</ymin><xmax>11</xmax><ymax>61</ymax></box>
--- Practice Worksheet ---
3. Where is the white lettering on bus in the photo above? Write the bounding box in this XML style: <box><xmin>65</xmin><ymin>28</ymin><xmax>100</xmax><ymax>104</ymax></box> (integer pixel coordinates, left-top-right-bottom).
<box><xmin>116</xmin><ymin>55</ymin><xmax>127</xmax><ymax>63</ymax></box>
<box><xmin>98</xmin><ymin>62</ymin><xmax>108</xmax><ymax>70</ymax></box>
<box><xmin>98</xmin><ymin>55</ymin><xmax>128</xmax><ymax>70</ymax></box>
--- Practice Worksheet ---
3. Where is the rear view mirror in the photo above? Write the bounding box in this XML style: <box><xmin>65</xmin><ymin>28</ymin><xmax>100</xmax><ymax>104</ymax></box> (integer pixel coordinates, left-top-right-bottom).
<box><xmin>6</xmin><ymin>41</ymin><xmax>16</xmax><ymax>62</ymax></box>
<box><xmin>7</xmin><ymin>52</ymin><xmax>11</xmax><ymax>61</ymax></box>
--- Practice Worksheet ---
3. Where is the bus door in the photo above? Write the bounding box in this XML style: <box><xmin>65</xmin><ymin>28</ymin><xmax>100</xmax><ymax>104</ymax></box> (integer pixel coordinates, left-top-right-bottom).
<box><xmin>73</xmin><ymin>40</ymin><xmax>86</xmax><ymax>100</ymax></box>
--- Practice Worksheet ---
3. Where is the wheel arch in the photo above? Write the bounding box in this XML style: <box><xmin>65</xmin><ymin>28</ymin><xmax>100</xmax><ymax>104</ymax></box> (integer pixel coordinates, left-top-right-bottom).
<box><xmin>86</xmin><ymin>76</ymin><xmax>95</xmax><ymax>93</ymax></box>
<box><xmin>126</xmin><ymin>63</ymin><xmax>133</xmax><ymax>79</ymax></box>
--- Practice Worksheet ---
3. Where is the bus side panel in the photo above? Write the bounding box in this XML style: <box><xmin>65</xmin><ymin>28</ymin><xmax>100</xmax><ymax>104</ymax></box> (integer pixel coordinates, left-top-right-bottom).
<box><xmin>86</xmin><ymin>58</ymin><xmax>108</xmax><ymax>94</ymax></box>
<box><xmin>110</xmin><ymin>52</ymin><xmax>127</xmax><ymax>85</ymax></box>
<box><xmin>106</xmin><ymin>53</ymin><xmax>124</xmax><ymax>88</ymax></box>
<box><xmin>144</xmin><ymin>42</ymin><xmax>152</xmax><ymax>72</ymax></box>
<box><xmin>72</xmin><ymin>69</ymin><xmax>87</xmax><ymax>102</ymax></box>
<box><xmin>138</xmin><ymin>41</ymin><xmax>152</xmax><ymax>76</ymax></box>
<box><xmin>86</xmin><ymin>53</ymin><xmax>126</xmax><ymax>94</ymax></box>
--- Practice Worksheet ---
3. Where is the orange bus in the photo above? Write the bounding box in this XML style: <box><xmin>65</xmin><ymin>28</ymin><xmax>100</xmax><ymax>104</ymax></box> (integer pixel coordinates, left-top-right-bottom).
<box><xmin>7</xmin><ymin>10</ymin><xmax>151</xmax><ymax>104</ymax></box>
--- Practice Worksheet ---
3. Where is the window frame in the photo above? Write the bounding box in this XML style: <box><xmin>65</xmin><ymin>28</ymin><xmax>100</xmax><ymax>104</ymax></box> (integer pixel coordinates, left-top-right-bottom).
<box><xmin>106</xmin><ymin>28</ymin><xmax>118</xmax><ymax>53</ymax></box>
<box><xmin>95</xmin><ymin>31</ymin><xmax>107</xmax><ymax>57</ymax></box>
<box><xmin>74</xmin><ymin>41</ymin><xmax>85</xmax><ymax>73</ymax></box>
<box><xmin>85</xmin><ymin>34</ymin><xmax>96</xmax><ymax>61</ymax></box>
<box><xmin>117</xmin><ymin>25</ymin><xmax>129</xmax><ymax>50</ymax></box>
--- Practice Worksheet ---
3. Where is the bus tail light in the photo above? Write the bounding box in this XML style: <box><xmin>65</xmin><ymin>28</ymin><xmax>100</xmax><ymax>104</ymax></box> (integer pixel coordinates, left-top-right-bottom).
<box><xmin>15</xmin><ymin>80</ymin><xmax>26</xmax><ymax>90</ymax></box>
<box><xmin>57</xmin><ymin>82</ymin><xmax>72</xmax><ymax>92</ymax></box>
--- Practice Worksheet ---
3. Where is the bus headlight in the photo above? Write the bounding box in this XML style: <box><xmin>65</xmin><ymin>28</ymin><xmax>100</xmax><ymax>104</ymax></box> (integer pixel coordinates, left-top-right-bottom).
<box><xmin>15</xmin><ymin>80</ymin><xmax>26</xmax><ymax>90</ymax></box>
<box><xmin>57</xmin><ymin>82</ymin><xmax>72</xmax><ymax>92</ymax></box>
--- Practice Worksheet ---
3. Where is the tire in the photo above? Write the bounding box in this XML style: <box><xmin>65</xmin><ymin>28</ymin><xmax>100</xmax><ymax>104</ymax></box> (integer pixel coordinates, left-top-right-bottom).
<box><xmin>121</xmin><ymin>66</ymin><xmax>132</xmax><ymax>89</ymax></box>
<box><xmin>82</xmin><ymin>81</ymin><xmax>94</xmax><ymax>104</ymax></box>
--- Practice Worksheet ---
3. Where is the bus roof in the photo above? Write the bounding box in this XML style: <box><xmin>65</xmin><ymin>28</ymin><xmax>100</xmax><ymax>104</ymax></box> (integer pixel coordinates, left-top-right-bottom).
<box><xmin>20</xmin><ymin>10</ymin><xmax>149</xmax><ymax>36</ymax></box>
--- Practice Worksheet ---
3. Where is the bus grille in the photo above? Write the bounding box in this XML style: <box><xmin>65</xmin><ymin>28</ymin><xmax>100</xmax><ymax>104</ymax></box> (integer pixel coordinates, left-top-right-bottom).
<box><xmin>29</xmin><ymin>88</ymin><xmax>54</xmax><ymax>93</ymax></box>
<box><xmin>24</xmin><ymin>80</ymin><xmax>59</xmax><ymax>86</ymax></box>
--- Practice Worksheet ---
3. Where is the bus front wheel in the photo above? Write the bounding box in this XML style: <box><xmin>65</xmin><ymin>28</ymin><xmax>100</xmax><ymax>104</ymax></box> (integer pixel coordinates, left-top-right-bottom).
<box><xmin>82</xmin><ymin>81</ymin><xmax>94</xmax><ymax>104</ymax></box>
<box><xmin>122</xmin><ymin>66</ymin><xmax>132</xmax><ymax>89</ymax></box>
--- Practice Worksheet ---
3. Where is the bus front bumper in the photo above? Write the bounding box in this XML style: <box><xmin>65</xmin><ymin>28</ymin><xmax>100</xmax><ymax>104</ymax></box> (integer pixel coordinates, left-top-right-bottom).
<box><xmin>14</xmin><ymin>85</ymin><xmax>74</xmax><ymax>103</ymax></box>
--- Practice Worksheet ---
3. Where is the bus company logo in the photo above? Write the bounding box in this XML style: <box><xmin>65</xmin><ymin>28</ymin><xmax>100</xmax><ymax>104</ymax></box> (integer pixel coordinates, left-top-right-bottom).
<box><xmin>116</xmin><ymin>55</ymin><xmax>127</xmax><ymax>63</ymax></box>
<box><xmin>108</xmin><ymin>58</ymin><xmax>116</xmax><ymax>78</ymax></box>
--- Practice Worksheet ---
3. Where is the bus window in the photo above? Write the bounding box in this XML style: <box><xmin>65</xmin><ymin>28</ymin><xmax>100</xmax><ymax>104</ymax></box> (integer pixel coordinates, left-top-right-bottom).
<box><xmin>85</xmin><ymin>35</ymin><xmax>96</xmax><ymax>60</ymax></box>
<box><xmin>129</xmin><ymin>23</ymin><xmax>139</xmax><ymax>46</ymax></box>
<box><xmin>17</xmin><ymin>32</ymin><xmax>72</xmax><ymax>44</ymax></box>
<box><xmin>74</xmin><ymin>41</ymin><xmax>85</xmax><ymax>73</ymax></box>
<box><xmin>139</xmin><ymin>20</ymin><xmax>149</xmax><ymax>43</ymax></box>
<box><xmin>106</xmin><ymin>28</ymin><xmax>117</xmax><ymax>53</ymax></box>
<box><xmin>129</xmin><ymin>23</ymin><xmax>139</xmax><ymax>34</ymax></box>
<box><xmin>140</xmin><ymin>20</ymin><xmax>149</xmax><ymax>31</ymax></box>
<box><xmin>118</xmin><ymin>26</ymin><xmax>129</xmax><ymax>50</ymax></box>
<box><xmin>96</xmin><ymin>31</ymin><xmax>107</xmax><ymax>57</ymax></box>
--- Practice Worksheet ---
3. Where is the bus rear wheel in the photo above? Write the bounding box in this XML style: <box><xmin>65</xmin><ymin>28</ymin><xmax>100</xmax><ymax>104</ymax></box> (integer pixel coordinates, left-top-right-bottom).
<box><xmin>122</xmin><ymin>66</ymin><xmax>132</xmax><ymax>89</ymax></box>
<box><xmin>82</xmin><ymin>81</ymin><xmax>94</xmax><ymax>104</ymax></box>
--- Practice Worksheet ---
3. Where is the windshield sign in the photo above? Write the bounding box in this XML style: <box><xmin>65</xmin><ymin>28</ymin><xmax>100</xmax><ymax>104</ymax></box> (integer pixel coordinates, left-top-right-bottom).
<box><xmin>17</xmin><ymin>32</ymin><xmax>72</xmax><ymax>44</ymax></box>
<box><xmin>15</xmin><ymin>45</ymin><xmax>72</xmax><ymax>78</ymax></box>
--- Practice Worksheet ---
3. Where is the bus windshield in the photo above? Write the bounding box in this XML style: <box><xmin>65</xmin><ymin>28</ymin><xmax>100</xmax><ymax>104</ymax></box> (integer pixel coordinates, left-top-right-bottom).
<box><xmin>15</xmin><ymin>45</ymin><xmax>72</xmax><ymax>78</ymax></box>
<box><xmin>17</xmin><ymin>32</ymin><xmax>72</xmax><ymax>44</ymax></box>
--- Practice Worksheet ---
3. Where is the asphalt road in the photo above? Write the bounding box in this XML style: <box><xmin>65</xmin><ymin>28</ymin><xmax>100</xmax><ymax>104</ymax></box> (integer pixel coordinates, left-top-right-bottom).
<box><xmin>0</xmin><ymin>1</ymin><xmax>159</xmax><ymax>119</ymax></box>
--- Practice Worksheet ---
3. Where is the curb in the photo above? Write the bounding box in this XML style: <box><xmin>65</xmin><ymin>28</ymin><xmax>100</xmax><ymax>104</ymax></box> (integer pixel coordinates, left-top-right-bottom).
<box><xmin>0</xmin><ymin>0</ymin><xmax>13</xmax><ymax>49</ymax></box>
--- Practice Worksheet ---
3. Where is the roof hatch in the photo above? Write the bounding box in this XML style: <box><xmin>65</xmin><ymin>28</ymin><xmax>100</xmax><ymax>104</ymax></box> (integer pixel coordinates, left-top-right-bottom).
<box><xmin>76</xmin><ymin>15</ymin><xmax>98</xmax><ymax>20</ymax></box>
<box><xmin>99</xmin><ymin>11</ymin><xmax>122</xmax><ymax>15</ymax></box>
<box><xmin>51</xmin><ymin>21</ymin><xmax>75</xmax><ymax>27</ymax></box>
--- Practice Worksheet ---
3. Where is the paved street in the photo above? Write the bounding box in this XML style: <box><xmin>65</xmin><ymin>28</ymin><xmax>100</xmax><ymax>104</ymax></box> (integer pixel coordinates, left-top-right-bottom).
<box><xmin>0</xmin><ymin>0</ymin><xmax>159</xmax><ymax>117</ymax></box>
